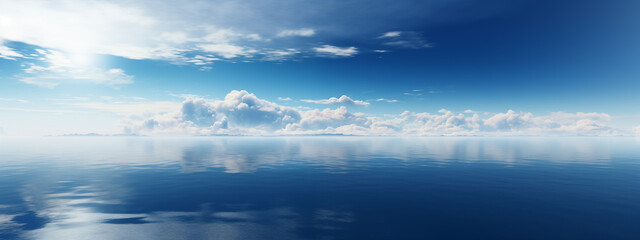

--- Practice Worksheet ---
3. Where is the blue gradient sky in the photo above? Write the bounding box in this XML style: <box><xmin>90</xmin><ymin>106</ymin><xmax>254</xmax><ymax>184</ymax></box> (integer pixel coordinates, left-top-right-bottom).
<box><xmin>0</xmin><ymin>0</ymin><xmax>639</xmax><ymax>135</ymax></box>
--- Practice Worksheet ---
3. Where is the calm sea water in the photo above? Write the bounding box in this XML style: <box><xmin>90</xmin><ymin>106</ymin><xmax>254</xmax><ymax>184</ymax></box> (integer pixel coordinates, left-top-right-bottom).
<box><xmin>0</xmin><ymin>137</ymin><xmax>639</xmax><ymax>240</ymax></box>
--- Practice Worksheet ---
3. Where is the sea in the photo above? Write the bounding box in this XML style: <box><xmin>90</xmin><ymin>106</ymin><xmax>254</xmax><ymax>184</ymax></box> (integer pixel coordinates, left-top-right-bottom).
<box><xmin>0</xmin><ymin>136</ymin><xmax>639</xmax><ymax>239</ymax></box>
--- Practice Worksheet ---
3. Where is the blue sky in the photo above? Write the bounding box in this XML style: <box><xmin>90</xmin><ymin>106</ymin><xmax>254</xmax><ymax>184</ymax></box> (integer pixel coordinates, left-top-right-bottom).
<box><xmin>0</xmin><ymin>0</ymin><xmax>639</xmax><ymax>136</ymax></box>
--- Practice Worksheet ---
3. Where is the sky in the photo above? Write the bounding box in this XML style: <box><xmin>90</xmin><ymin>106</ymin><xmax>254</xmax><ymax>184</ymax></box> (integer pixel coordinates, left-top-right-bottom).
<box><xmin>0</xmin><ymin>0</ymin><xmax>639</xmax><ymax>136</ymax></box>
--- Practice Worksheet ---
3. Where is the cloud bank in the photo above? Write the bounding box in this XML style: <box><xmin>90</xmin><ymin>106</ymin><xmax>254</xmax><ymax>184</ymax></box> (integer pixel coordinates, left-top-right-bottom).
<box><xmin>122</xmin><ymin>90</ymin><xmax>627</xmax><ymax>136</ymax></box>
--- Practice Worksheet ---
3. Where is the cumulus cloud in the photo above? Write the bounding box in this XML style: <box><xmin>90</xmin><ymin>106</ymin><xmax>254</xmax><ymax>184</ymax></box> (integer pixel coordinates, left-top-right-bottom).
<box><xmin>313</xmin><ymin>45</ymin><xmax>358</xmax><ymax>57</ymax></box>
<box><xmin>277</xmin><ymin>28</ymin><xmax>315</xmax><ymax>37</ymax></box>
<box><xmin>301</xmin><ymin>95</ymin><xmax>370</xmax><ymax>107</ymax></box>
<box><xmin>125</xmin><ymin>90</ymin><xmax>301</xmax><ymax>135</ymax></box>
<box><xmin>288</xmin><ymin>106</ymin><xmax>370</xmax><ymax>130</ymax></box>
<box><xmin>122</xmin><ymin>90</ymin><xmax>627</xmax><ymax>136</ymax></box>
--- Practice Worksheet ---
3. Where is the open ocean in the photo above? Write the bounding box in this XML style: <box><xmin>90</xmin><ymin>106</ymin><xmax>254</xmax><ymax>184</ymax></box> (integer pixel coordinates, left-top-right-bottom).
<box><xmin>0</xmin><ymin>137</ymin><xmax>639</xmax><ymax>239</ymax></box>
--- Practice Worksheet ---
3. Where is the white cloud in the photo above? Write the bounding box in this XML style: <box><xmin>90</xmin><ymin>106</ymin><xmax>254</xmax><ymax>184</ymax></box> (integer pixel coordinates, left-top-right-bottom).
<box><xmin>301</xmin><ymin>95</ymin><xmax>370</xmax><ymax>107</ymax></box>
<box><xmin>379</xmin><ymin>31</ymin><xmax>402</xmax><ymax>38</ymax></box>
<box><xmin>0</xmin><ymin>1</ymin><xmax>375</xmax><ymax>67</ymax></box>
<box><xmin>378</xmin><ymin>31</ymin><xmax>430</xmax><ymax>48</ymax></box>
<box><xmin>211</xmin><ymin>90</ymin><xmax>300</xmax><ymax>129</ymax></box>
<box><xmin>198</xmin><ymin>43</ymin><xmax>256</xmax><ymax>59</ymax></box>
<box><xmin>633</xmin><ymin>125</ymin><xmax>640</xmax><ymax>136</ymax></box>
<box><xmin>125</xmin><ymin>90</ymin><xmax>301</xmax><ymax>135</ymax></box>
<box><xmin>0</xmin><ymin>0</ymin><xmax>513</xmax><ymax>67</ymax></box>
<box><xmin>278</xmin><ymin>97</ymin><xmax>292</xmax><ymax>101</ymax></box>
<box><xmin>17</xmin><ymin>49</ymin><xmax>134</xmax><ymax>87</ymax></box>
<box><xmin>19</xmin><ymin>78</ymin><xmax>60</xmax><ymax>88</ymax></box>
<box><xmin>263</xmin><ymin>49</ymin><xmax>300</xmax><ymax>61</ymax></box>
<box><xmin>0</xmin><ymin>44</ymin><xmax>24</xmax><ymax>60</ymax></box>
<box><xmin>287</xmin><ymin>106</ymin><xmax>370</xmax><ymax>131</ymax></box>
<box><xmin>277</xmin><ymin>28</ymin><xmax>315</xmax><ymax>37</ymax></box>
<box><xmin>122</xmin><ymin>90</ymin><xmax>627</xmax><ymax>136</ymax></box>
<box><xmin>0</xmin><ymin>0</ymin><xmax>355</xmax><ymax>69</ymax></box>
<box><xmin>375</xmin><ymin>98</ymin><xmax>398</xmax><ymax>103</ymax></box>
<box><xmin>0</xmin><ymin>98</ymin><xmax>28</xmax><ymax>103</ymax></box>
<box><xmin>313</xmin><ymin>45</ymin><xmax>358</xmax><ymax>57</ymax></box>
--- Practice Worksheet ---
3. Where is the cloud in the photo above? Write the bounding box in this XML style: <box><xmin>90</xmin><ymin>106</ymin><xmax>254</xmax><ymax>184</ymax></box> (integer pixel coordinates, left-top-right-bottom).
<box><xmin>278</xmin><ymin>97</ymin><xmax>292</xmax><ymax>101</ymax></box>
<box><xmin>125</xmin><ymin>90</ymin><xmax>301</xmax><ymax>135</ymax></box>
<box><xmin>287</xmin><ymin>106</ymin><xmax>370</xmax><ymax>130</ymax></box>
<box><xmin>0</xmin><ymin>0</ymin><xmax>522</xmax><ymax>68</ymax></box>
<box><xmin>277</xmin><ymin>28</ymin><xmax>315</xmax><ymax>37</ymax></box>
<box><xmin>122</xmin><ymin>90</ymin><xmax>628</xmax><ymax>136</ymax></box>
<box><xmin>301</xmin><ymin>95</ymin><xmax>370</xmax><ymax>107</ymax></box>
<box><xmin>0</xmin><ymin>43</ymin><xmax>24</xmax><ymax>60</ymax></box>
<box><xmin>0</xmin><ymin>98</ymin><xmax>28</xmax><ymax>103</ymax></box>
<box><xmin>379</xmin><ymin>31</ymin><xmax>402</xmax><ymax>38</ymax></box>
<box><xmin>634</xmin><ymin>125</ymin><xmax>640</xmax><ymax>136</ymax></box>
<box><xmin>377</xmin><ymin>31</ymin><xmax>430</xmax><ymax>48</ymax></box>
<box><xmin>375</xmin><ymin>98</ymin><xmax>398</xmax><ymax>103</ymax></box>
<box><xmin>313</xmin><ymin>45</ymin><xmax>358</xmax><ymax>57</ymax></box>
<box><xmin>198</xmin><ymin>43</ymin><xmax>256</xmax><ymax>59</ymax></box>
<box><xmin>211</xmin><ymin>90</ymin><xmax>301</xmax><ymax>129</ymax></box>
<box><xmin>263</xmin><ymin>49</ymin><xmax>300</xmax><ymax>61</ymax></box>
<box><xmin>0</xmin><ymin>1</ymin><xmax>351</xmax><ymax>65</ymax></box>
<box><xmin>17</xmin><ymin>49</ymin><xmax>133</xmax><ymax>87</ymax></box>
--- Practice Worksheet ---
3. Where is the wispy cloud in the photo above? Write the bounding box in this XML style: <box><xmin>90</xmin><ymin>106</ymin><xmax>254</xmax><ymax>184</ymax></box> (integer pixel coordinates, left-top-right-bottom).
<box><xmin>17</xmin><ymin>49</ymin><xmax>133</xmax><ymax>87</ymax></box>
<box><xmin>0</xmin><ymin>44</ymin><xmax>24</xmax><ymax>60</ymax></box>
<box><xmin>313</xmin><ymin>45</ymin><xmax>358</xmax><ymax>57</ymax></box>
<box><xmin>374</xmin><ymin>98</ymin><xmax>398</xmax><ymax>103</ymax></box>
<box><xmin>198</xmin><ymin>44</ymin><xmax>257</xmax><ymax>59</ymax></box>
<box><xmin>378</xmin><ymin>31</ymin><xmax>402</xmax><ymax>38</ymax></box>
<box><xmin>277</xmin><ymin>28</ymin><xmax>315</xmax><ymax>37</ymax></box>
<box><xmin>301</xmin><ymin>95</ymin><xmax>370</xmax><ymax>107</ymax></box>
<box><xmin>378</xmin><ymin>31</ymin><xmax>431</xmax><ymax>49</ymax></box>
<box><xmin>0</xmin><ymin>98</ymin><xmax>29</xmax><ymax>103</ymax></box>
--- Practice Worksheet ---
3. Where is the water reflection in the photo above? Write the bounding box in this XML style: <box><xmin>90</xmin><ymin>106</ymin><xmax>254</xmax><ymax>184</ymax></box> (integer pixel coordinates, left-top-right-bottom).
<box><xmin>0</xmin><ymin>137</ymin><xmax>638</xmax><ymax>239</ymax></box>
<box><xmin>0</xmin><ymin>137</ymin><xmax>624</xmax><ymax>172</ymax></box>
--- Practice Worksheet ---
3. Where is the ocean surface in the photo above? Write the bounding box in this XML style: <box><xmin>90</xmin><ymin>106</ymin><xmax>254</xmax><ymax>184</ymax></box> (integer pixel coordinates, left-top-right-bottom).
<box><xmin>0</xmin><ymin>137</ymin><xmax>639</xmax><ymax>239</ymax></box>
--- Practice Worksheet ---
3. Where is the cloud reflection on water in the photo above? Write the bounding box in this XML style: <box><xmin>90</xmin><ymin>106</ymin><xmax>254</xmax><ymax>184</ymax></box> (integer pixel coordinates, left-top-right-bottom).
<box><xmin>0</xmin><ymin>137</ymin><xmax>636</xmax><ymax>239</ymax></box>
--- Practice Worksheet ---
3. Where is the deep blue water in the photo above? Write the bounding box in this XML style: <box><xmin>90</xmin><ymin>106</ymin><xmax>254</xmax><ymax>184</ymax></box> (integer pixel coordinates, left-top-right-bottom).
<box><xmin>0</xmin><ymin>137</ymin><xmax>639</xmax><ymax>239</ymax></box>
